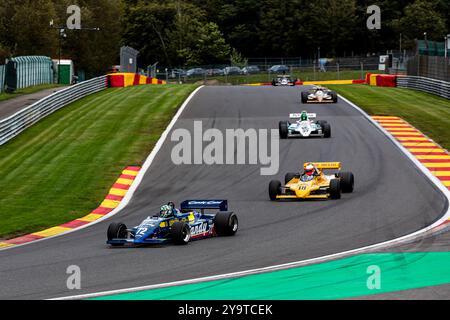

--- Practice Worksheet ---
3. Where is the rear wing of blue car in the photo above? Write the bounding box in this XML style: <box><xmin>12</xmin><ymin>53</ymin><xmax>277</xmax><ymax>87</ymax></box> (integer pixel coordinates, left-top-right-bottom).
<box><xmin>180</xmin><ymin>200</ymin><xmax>228</xmax><ymax>212</ymax></box>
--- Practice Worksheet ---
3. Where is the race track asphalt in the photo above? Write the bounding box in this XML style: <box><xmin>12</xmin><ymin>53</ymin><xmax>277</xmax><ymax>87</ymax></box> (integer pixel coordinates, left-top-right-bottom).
<box><xmin>0</xmin><ymin>86</ymin><xmax>446</xmax><ymax>300</ymax></box>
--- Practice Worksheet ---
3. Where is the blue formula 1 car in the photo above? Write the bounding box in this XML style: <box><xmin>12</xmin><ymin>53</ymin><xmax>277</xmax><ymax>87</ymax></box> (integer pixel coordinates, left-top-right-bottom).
<box><xmin>106</xmin><ymin>200</ymin><xmax>238</xmax><ymax>246</ymax></box>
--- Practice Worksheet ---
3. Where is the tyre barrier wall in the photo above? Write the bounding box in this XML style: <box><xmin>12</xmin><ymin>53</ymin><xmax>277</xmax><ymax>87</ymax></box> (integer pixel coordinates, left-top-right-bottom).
<box><xmin>396</xmin><ymin>76</ymin><xmax>450</xmax><ymax>100</ymax></box>
<box><xmin>108</xmin><ymin>73</ymin><xmax>166</xmax><ymax>87</ymax></box>
<box><xmin>244</xmin><ymin>79</ymin><xmax>366</xmax><ymax>86</ymax></box>
<box><xmin>366</xmin><ymin>73</ymin><xmax>397</xmax><ymax>87</ymax></box>
<box><xmin>0</xmin><ymin>76</ymin><xmax>108</xmax><ymax>146</ymax></box>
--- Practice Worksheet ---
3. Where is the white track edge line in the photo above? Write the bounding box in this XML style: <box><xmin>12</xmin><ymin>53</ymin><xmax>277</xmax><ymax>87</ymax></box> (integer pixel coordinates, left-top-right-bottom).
<box><xmin>0</xmin><ymin>85</ymin><xmax>205</xmax><ymax>253</ymax></box>
<box><xmin>51</xmin><ymin>90</ymin><xmax>450</xmax><ymax>300</ymax></box>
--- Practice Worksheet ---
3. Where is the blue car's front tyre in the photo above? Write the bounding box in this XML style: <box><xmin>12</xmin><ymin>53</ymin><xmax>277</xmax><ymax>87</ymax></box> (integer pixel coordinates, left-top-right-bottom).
<box><xmin>107</xmin><ymin>222</ymin><xmax>127</xmax><ymax>246</ymax></box>
<box><xmin>171</xmin><ymin>221</ymin><xmax>191</xmax><ymax>245</ymax></box>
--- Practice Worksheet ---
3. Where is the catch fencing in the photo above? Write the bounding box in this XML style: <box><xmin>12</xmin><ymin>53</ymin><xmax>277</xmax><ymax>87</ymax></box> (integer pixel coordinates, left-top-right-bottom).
<box><xmin>0</xmin><ymin>56</ymin><xmax>54</xmax><ymax>93</ymax></box>
<box><xmin>407</xmin><ymin>55</ymin><xmax>450</xmax><ymax>82</ymax></box>
<box><xmin>158</xmin><ymin>62</ymin><xmax>380</xmax><ymax>85</ymax></box>
<box><xmin>12</xmin><ymin>56</ymin><xmax>54</xmax><ymax>89</ymax></box>
<box><xmin>0</xmin><ymin>76</ymin><xmax>107</xmax><ymax>146</ymax></box>
<box><xmin>397</xmin><ymin>76</ymin><xmax>450</xmax><ymax>99</ymax></box>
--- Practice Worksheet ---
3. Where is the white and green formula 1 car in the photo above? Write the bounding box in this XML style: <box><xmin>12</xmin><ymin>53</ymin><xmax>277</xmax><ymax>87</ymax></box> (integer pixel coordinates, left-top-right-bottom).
<box><xmin>279</xmin><ymin>111</ymin><xmax>331</xmax><ymax>139</ymax></box>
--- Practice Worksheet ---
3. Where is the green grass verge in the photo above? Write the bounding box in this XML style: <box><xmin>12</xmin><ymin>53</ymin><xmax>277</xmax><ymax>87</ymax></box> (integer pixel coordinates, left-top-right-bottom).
<box><xmin>327</xmin><ymin>85</ymin><xmax>450</xmax><ymax>151</ymax></box>
<box><xmin>182</xmin><ymin>70</ymin><xmax>381</xmax><ymax>85</ymax></box>
<box><xmin>92</xmin><ymin>252</ymin><xmax>450</xmax><ymax>300</ymax></box>
<box><xmin>0</xmin><ymin>84</ymin><xmax>198</xmax><ymax>239</ymax></box>
<box><xmin>0</xmin><ymin>84</ymin><xmax>63</xmax><ymax>102</ymax></box>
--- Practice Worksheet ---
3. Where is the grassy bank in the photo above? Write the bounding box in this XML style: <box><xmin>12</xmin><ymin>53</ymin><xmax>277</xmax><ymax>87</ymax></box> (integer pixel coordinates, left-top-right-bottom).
<box><xmin>0</xmin><ymin>84</ymin><xmax>63</xmax><ymax>102</ymax></box>
<box><xmin>0</xmin><ymin>84</ymin><xmax>198</xmax><ymax>238</ymax></box>
<box><xmin>327</xmin><ymin>85</ymin><xmax>450</xmax><ymax>151</ymax></box>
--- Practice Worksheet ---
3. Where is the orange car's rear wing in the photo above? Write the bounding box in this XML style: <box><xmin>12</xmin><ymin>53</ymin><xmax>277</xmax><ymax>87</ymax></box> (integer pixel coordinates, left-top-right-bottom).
<box><xmin>303</xmin><ymin>162</ymin><xmax>341</xmax><ymax>170</ymax></box>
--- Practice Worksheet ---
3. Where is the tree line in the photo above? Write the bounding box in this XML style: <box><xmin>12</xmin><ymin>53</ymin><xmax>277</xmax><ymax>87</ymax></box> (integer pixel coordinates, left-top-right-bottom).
<box><xmin>0</xmin><ymin>0</ymin><xmax>448</xmax><ymax>76</ymax></box>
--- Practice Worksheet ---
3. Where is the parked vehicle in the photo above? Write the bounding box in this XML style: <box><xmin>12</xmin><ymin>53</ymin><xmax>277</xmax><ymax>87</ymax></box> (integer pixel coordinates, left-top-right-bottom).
<box><xmin>169</xmin><ymin>69</ymin><xmax>187</xmax><ymax>79</ymax></box>
<box><xmin>206</xmin><ymin>68</ymin><xmax>225</xmax><ymax>76</ymax></box>
<box><xmin>241</xmin><ymin>66</ymin><xmax>261</xmax><ymax>74</ymax></box>
<box><xmin>269</xmin><ymin>65</ymin><xmax>289</xmax><ymax>73</ymax></box>
<box><xmin>223</xmin><ymin>66</ymin><xmax>242</xmax><ymax>75</ymax></box>
<box><xmin>186</xmin><ymin>68</ymin><xmax>206</xmax><ymax>77</ymax></box>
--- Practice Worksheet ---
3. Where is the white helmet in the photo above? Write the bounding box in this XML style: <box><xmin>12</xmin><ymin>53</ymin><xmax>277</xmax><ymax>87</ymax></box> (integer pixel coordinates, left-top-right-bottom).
<box><xmin>305</xmin><ymin>163</ymin><xmax>315</xmax><ymax>176</ymax></box>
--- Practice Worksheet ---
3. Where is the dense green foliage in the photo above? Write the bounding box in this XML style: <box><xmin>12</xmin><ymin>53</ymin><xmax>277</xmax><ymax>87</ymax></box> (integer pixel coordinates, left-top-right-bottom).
<box><xmin>0</xmin><ymin>0</ymin><xmax>122</xmax><ymax>77</ymax></box>
<box><xmin>0</xmin><ymin>0</ymin><xmax>448</xmax><ymax>73</ymax></box>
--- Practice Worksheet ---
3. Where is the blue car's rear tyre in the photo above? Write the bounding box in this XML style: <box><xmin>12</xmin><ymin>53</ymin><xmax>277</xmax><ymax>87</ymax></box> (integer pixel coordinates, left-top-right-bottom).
<box><xmin>171</xmin><ymin>221</ymin><xmax>191</xmax><ymax>245</ymax></box>
<box><xmin>215</xmin><ymin>212</ymin><xmax>238</xmax><ymax>236</ymax></box>
<box><xmin>107</xmin><ymin>222</ymin><xmax>127</xmax><ymax>246</ymax></box>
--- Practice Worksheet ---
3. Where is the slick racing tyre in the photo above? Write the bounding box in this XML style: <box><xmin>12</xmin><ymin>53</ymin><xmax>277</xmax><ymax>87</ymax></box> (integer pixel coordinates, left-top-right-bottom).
<box><xmin>279</xmin><ymin>121</ymin><xmax>289</xmax><ymax>139</ymax></box>
<box><xmin>269</xmin><ymin>180</ymin><xmax>282</xmax><ymax>201</ymax></box>
<box><xmin>329</xmin><ymin>179</ymin><xmax>341</xmax><ymax>200</ymax></box>
<box><xmin>331</xmin><ymin>91</ymin><xmax>338</xmax><ymax>103</ymax></box>
<box><xmin>171</xmin><ymin>221</ymin><xmax>191</xmax><ymax>245</ymax></box>
<box><xmin>301</xmin><ymin>92</ymin><xmax>309</xmax><ymax>104</ymax></box>
<box><xmin>317</xmin><ymin>120</ymin><xmax>328</xmax><ymax>127</ymax></box>
<box><xmin>338</xmin><ymin>171</ymin><xmax>354</xmax><ymax>193</ymax></box>
<box><xmin>107</xmin><ymin>222</ymin><xmax>128</xmax><ymax>246</ymax></box>
<box><xmin>215</xmin><ymin>212</ymin><xmax>238</xmax><ymax>236</ymax></box>
<box><xmin>323</xmin><ymin>123</ymin><xmax>331</xmax><ymax>138</ymax></box>
<box><xmin>285</xmin><ymin>172</ymin><xmax>300</xmax><ymax>184</ymax></box>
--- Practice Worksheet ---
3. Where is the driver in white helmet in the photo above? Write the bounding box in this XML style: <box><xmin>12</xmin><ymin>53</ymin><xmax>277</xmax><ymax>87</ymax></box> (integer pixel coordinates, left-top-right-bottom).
<box><xmin>301</xmin><ymin>163</ymin><xmax>317</xmax><ymax>182</ymax></box>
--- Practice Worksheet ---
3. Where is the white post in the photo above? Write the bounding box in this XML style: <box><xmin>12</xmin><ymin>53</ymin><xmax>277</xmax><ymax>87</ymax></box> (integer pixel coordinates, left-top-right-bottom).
<box><xmin>445</xmin><ymin>36</ymin><xmax>448</xmax><ymax>59</ymax></box>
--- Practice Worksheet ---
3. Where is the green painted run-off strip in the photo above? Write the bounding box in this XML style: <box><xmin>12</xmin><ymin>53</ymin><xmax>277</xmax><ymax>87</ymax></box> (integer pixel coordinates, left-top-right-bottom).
<box><xmin>93</xmin><ymin>252</ymin><xmax>450</xmax><ymax>300</ymax></box>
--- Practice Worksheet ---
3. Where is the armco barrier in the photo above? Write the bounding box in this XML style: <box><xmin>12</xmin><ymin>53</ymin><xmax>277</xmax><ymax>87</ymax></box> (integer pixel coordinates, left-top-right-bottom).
<box><xmin>0</xmin><ymin>65</ymin><xmax>5</xmax><ymax>93</ymax></box>
<box><xmin>0</xmin><ymin>76</ymin><xmax>107</xmax><ymax>146</ymax></box>
<box><xmin>397</xmin><ymin>76</ymin><xmax>450</xmax><ymax>99</ymax></box>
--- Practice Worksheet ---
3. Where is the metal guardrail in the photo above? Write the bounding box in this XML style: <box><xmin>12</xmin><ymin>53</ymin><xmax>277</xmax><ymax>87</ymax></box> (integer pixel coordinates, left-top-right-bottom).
<box><xmin>0</xmin><ymin>65</ymin><xmax>5</xmax><ymax>93</ymax></box>
<box><xmin>0</xmin><ymin>76</ymin><xmax>107</xmax><ymax>146</ymax></box>
<box><xmin>397</xmin><ymin>76</ymin><xmax>450</xmax><ymax>99</ymax></box>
